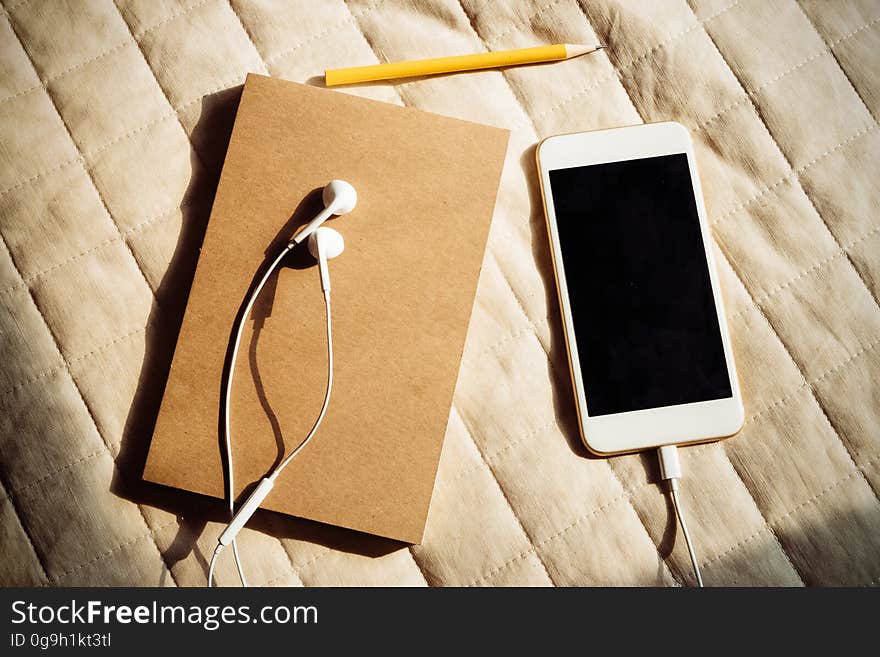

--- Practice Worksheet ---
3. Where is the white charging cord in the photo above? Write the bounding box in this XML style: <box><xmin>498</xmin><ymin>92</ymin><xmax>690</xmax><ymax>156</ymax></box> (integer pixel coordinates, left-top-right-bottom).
<box><xmin>657</xmin><ymin>445</ymin><xmax>704</xmax><ymax>587</ymax></box>
<box><xmin>209</xmin><ymin>247</ymin><xmax>334</xmax><ymax>587</ymax></box>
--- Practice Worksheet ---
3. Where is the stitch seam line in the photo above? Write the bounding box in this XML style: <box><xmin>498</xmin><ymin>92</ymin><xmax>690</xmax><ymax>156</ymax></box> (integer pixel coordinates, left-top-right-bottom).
<box><xmin>751</xmin><ymin>333</ymin><xmax>880</xmax><ymax>423</ymax></box>
<box><xmin>261</xmin><ymin>569</ymin><xmax>304</xmax><ymax>588</ymax></box>
<box><xmin>701</xmin><ymin>453</ymin><xmax>880</xmax><ymax>571</ymax></box>
<box><xmin>0</xmin><ymin>399</ymin><xmax>48</xmax><ymax>582</ymax></box>
<box><xmin>468</xmin><ymin>486</ymin><xmax>636</xmax><ymax>586</ymax></box>
<box><xmin>0</xmin><ymin>41</ymin><xmax>133</xmax><ymax>106</ymax></box>
<box><xmin>292</xmin><ymin>549</ymin><xmax>332</xmax><ymax>576</ymax></box>
<box><xmin>134</xmin><ymin>0</ymin><xmax>220</xmax><ymax>41</ymax></box>
<box><xmin>0</xmin><ymin>201</ymin><xmax>187</xmax><ymax>299</ymax></box>
<box><xmin>47</xmin><ymin>518</ymin><xmax>180</xmax><ymax>584</ymax></box>
<box><xmin>0</xmin><ymin>237</ymin><xmax>84</xmax><ymax>582</ymax></box>
<box><xmin>487</xmin><ymin>0</ymin><xmax>566</xmax><ymax>46</ymax></box>
<box><xmin>0</xmin><ymin>324</ymin><xmax>148</xmax><ymax>400</ymax></box>
<box><xmin>527</xmin><ymin>10</ymin><xmax>878</xmax><ymax>132</ymax></box>
<box><xmin>525</xmin><ymin>0</ymin><xmax>742</xmax><ymax>127</ymax></box>
<box><xmin>455</xmin><ymin>0</ymin><xmax>539</xmax><ymax>135</ymax></box>
<box><xmin>224</xmin><ymin>0</ymin><xmax>269</xmax><ymax>75</ymax></box>
<box><xmin>0</xmin><ymin>110</ymin><xmax>177</xmax><ymax>199</ymax></box>
<box><xmin>699</xmin><ymin>0</ymin><xmax>880</xmax><ymax>509</ymax></box>
<box><xmin>2</xmin><ymin>11</ymin><xmax>175</xmax><ymax>586</ymax></box>
<box><xmin>111</xmin><ymin>0</ymin><xmax>208</xmax><ymax>177</ymax></box>
<box><xmin>448</xmin><ymin>419</ymin><xmax>556</xmax><ymax>486</ymax></box>
<box><xmin>454</xmin><ymin>405</ymin><xmax>557</xmax><ymax>586</ymax></box>
<box><xmin>727</xmin><ymin>223</ymin><xmax>880</xmax><ymax>324</ymax></box>
<box><xmin>6</xmin><ymin>30</ymin><xmax>159</xmax><ymax>307</ymax></box>
<box><xmin>265</xmin><ymin>0</ymin><xmax>390</xmax><ymax>67</ymax></box>
<box><xmin>692</xmin><ymin>5</ymin><xmax>823</xmax><ymax>583</ymax></box>
<box><xmin>711</xmin><ymin>122</ymin><xmax>877</xmax><ymax>228</ymax></box>
<box><xmin>0</xmin><ymin>447</ymin><xmax>105</xmax><ymax>505</ymax></box>
<box><xmin>0</xmin><ymin>0</ymin><xmax>227</xmax><ymax>107</ymax></box>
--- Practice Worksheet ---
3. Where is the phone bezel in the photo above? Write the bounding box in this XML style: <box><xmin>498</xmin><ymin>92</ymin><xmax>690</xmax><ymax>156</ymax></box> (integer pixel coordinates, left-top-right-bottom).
<box><xmin>536</xmin><ymin>121</ymin><xmax>744</xmax><ymax>456</ymax></box>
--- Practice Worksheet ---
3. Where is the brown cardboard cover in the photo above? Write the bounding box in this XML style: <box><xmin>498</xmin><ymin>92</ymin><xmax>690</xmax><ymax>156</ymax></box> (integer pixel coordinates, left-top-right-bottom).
<box><xmin>144</xmin><ymin>74</ymin><xmax>509</xmax><ymax>543</ymax></box>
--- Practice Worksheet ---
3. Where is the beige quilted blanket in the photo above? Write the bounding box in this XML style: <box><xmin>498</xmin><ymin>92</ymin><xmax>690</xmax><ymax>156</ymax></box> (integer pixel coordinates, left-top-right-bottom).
<box><xmin>1</xmin><ymin>0</ymin><xmax>878</xmax><ymax>587</ymax></box>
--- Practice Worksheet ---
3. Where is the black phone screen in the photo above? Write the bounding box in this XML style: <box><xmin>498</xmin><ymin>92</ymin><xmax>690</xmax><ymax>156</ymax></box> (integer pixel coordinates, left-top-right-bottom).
<box><xmin>548</xmin><ymin>153</ymin><xmax>732</xmax><ymax>417</ymax></box>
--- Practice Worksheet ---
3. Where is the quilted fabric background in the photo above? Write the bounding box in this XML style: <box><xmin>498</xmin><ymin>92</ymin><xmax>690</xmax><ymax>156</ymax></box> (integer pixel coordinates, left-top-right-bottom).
<box><xmin>0</xmin><ymin>0</ymin><xmax>878</xmax><ymax>586</ymax></box>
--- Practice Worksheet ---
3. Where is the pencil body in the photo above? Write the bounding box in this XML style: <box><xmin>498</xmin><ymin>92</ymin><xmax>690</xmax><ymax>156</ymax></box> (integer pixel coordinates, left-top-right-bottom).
<box><xmin>325</xmin><ymin>44</ymin><xmax>569</xmax><ymax>86</ymax></box>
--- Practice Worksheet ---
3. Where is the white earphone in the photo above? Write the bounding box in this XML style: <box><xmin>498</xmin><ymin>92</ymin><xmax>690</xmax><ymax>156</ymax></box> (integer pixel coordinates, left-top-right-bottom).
<box><xmin>209</xmin><ymin>180</ymin><xmax>355</xmax><ymax>587</ymax></box>
<box><xmin>307</xmin><ymin>226</ymin><xmax>345</xmax><ymax>292</ymax></box>
<box><xmin>291</xmin><ymin>179</ymin><xmax>357</xmax><ymax>245</ymax></box>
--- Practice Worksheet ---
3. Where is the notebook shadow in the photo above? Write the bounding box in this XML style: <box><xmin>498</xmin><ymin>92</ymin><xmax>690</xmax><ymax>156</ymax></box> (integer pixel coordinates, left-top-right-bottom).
<box><xmin>112</xmin><ymin>84</ymin><xmax>403</xmax><ymax>587</ymax></box>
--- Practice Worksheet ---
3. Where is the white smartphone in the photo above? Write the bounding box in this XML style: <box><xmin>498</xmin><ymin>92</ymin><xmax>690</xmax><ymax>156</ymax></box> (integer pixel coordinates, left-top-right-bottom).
<box><xmin>536</xmin><ymin>121</ymin><xmax>743</xmax><ymax>456</ymax></box>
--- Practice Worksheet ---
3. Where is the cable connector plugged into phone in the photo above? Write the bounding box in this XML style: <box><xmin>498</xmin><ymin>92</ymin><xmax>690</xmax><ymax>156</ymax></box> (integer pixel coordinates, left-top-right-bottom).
<box><xmin>657</xmin><ymin>445</ymin><xmax>704</xmax><ymax>587</ymax></box>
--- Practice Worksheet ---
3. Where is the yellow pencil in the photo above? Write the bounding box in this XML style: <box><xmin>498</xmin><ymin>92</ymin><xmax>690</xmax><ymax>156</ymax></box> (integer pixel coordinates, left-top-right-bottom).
<box><xmin>324</xmin><ymin>43</ymin><xmax>603</xmax><ymax>86</ymax></box>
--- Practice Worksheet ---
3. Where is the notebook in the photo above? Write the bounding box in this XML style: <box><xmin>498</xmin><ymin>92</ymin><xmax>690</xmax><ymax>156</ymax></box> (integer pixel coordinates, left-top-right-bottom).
<box><xmin>144</xmin><ymin>74</ymin><xmax>509</xmax><ymax>543</ymax></box>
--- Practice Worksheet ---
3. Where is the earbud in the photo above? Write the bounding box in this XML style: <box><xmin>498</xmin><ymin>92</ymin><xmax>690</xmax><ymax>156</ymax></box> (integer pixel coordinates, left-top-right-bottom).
<box><xmin>291</xmin><ymin>180</ymin><xmax>357</xmax><ymax>246</ymax></box>
<box><xmin>307</xmin><ymin>227</ymin><xmax>345</xmax><ymax>292</ymax></box>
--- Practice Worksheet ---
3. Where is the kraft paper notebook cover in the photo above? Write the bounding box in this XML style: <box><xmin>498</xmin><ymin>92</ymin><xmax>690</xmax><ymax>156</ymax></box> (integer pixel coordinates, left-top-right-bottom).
<box><xmin>144</xmin><ymin>74</ymin><xmax>509</xmax><ymax>543</ymax></box>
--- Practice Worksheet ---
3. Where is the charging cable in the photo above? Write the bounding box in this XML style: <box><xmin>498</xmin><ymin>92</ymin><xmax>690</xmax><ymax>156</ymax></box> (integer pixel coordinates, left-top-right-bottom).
<box><xmin>208</xmin><ymin>247</ymin><xmax>334</xmax><ymax>587</ymax></box>
<box><xmin>657</xmin><ymin>445</ymin><xmax>704</xmax><ymax>587</ymax></box>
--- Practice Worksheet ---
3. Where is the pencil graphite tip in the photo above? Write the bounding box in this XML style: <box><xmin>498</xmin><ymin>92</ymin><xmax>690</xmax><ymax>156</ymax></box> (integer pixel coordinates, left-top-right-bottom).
<box><xmin>565</xmin><ymin>43</ymin><xmax>605</xmax><ymax>58</ymax></box>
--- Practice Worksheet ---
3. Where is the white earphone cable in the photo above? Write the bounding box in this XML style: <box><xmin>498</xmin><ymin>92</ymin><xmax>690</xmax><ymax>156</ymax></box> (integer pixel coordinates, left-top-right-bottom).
<box><xmin>207</xmin><ymin>545</ymin><xmax>220</xmax><ymax>587</ymax></box>
<box><xmin>217</xmin><ymin>245</ymin><xmax>293</xmax><ymax>587</ymax></box>
<box><xmin>271</xmin><ymin>290</ymin><xmax>332</xmax><ymax>479</ymax></box>
<box><xmin>212</xmin><ymin>246</ymin><xmax>334</xmax><ymax>587</ymax></box>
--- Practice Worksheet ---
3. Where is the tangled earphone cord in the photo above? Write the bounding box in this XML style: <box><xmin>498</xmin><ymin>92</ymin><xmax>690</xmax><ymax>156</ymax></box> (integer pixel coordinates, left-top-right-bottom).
<box><xmin>211</xmin><ymin>245</ymin><xmax>334</xmax><ymax>587</ymax></box>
